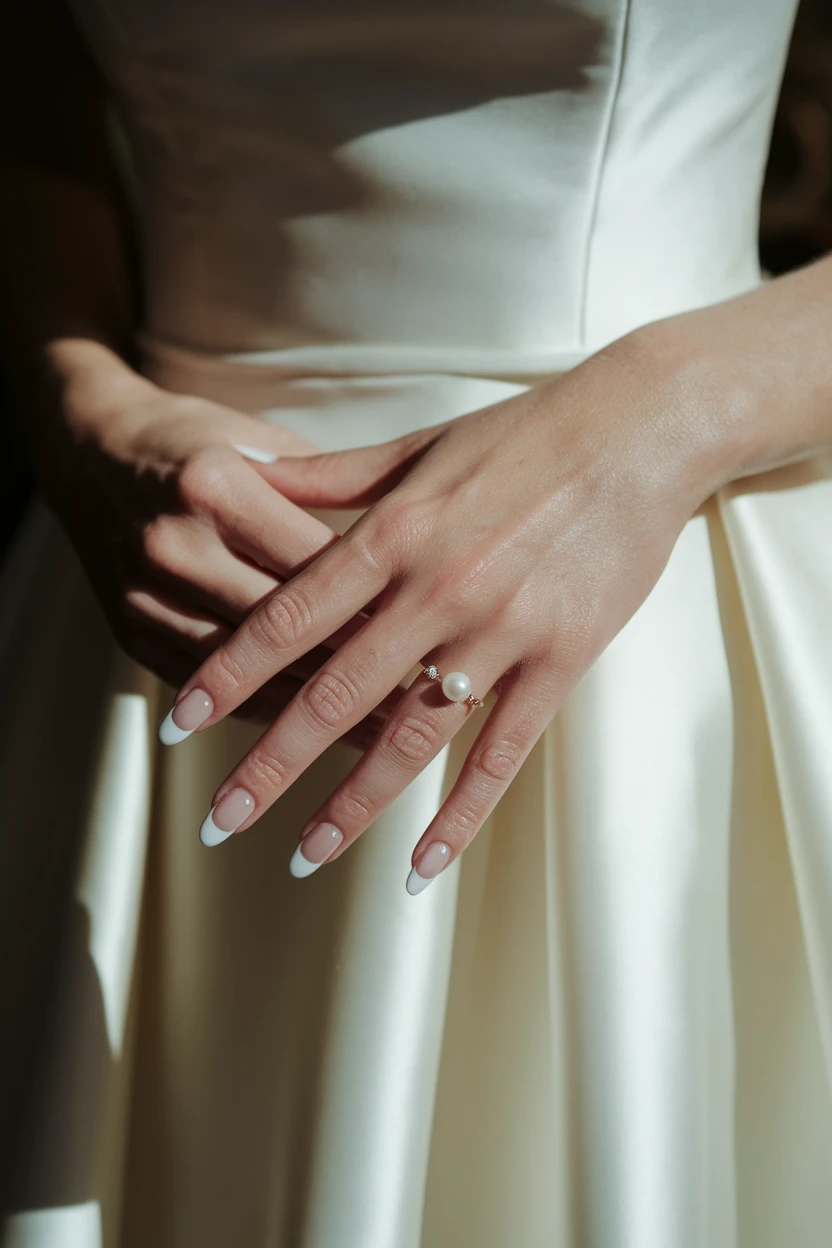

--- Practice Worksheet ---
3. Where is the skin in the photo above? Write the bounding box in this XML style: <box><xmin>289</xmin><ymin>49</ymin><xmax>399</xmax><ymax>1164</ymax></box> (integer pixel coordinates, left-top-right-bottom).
<box><xmin>169</xmin><ymin>256</ymin><xmax>832</xmax><ymax>879</ymax></box>
<box><xmin>37</xmin><ymin>340</ymin><xmax>399</xmax><ymax>734</ymax></box>
<box><xmin>4</xmin><ymin>5</ymin><xmax>832</xmax><ymax>880</ymax></box>
<box><xmin>0</xmin><ymin>3</ymin><xmax>399</xmax><ymax>742</ymax></box>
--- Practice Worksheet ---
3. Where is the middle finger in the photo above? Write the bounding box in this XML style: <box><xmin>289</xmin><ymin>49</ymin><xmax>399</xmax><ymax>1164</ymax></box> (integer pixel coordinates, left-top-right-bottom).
<box><xmin>195</xmin><ymin>604</ymin><xmax>434</xmax><ymax>845</ymax></box>
<box><xmin>214</xmin><ymin>456</ymin><xmax>339</xmax><ymax>577</ymax></box>
<box><xmin>286</xmin><ymin>649</ymin><xmax>505</xmax><ymax>876</ymax></box>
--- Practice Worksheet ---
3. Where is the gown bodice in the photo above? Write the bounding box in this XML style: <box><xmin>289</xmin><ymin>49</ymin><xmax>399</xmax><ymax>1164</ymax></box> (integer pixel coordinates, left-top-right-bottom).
<box><xmin>69</xmin><ymin>0</ymin><xmax>798</xmax><ymax>376</ymax></box>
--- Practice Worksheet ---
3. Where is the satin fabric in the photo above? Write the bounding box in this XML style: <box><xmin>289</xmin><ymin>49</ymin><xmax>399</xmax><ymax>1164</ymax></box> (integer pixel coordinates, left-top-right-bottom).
<box><xmin>4</xmin><ymin>0</ymin><xmax>832</xmax><ymax>1245</ymax></box>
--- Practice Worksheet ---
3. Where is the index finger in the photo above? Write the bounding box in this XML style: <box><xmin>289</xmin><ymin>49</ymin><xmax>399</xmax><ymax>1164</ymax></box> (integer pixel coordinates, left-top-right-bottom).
<box><xmin>214</xmin><ymin>455</ymin><xmax>340</xmax><ymax>577</ymax></box>
<box><xmin>157</xmin><ymin>530</ymin><xmax>387</xmax><ymax>743</ymax></box>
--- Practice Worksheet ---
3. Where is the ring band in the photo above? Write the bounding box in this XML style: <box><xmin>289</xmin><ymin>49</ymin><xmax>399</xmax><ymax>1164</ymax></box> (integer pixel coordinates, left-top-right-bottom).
<box><xmin>422</xmin><ymin>665</ymin><xmax>483</xmax><ymax>709</ymax></box>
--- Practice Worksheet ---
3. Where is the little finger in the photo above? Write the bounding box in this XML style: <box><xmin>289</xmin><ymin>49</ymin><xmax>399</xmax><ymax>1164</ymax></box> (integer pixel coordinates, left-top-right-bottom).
<box><xmin>405</xmin><ymin>669</ymin><xmax>553</xmax><ymax>893</ymax></box>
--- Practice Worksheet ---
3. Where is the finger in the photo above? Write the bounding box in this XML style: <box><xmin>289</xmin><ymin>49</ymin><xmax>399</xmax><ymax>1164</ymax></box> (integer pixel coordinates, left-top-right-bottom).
<box><xmin>404</xmin><ymin>671</ymin><xmax>552</xmax><ymax>893</ymax></box>
<box><xmin>170</xmin><ymin>641</ymin><xmax>389</xmax><ymax>748</ymax></box>
<box><xmin>231</xmin><ymin>444</ymin><xmax>279</xmax><ymax>464</ymax></box>
<box><xmin>135</xmin><ymin>514</ymin><xmax>374</xmax><ymax>693</ymax></box>
<box><xmin>124</xmin><ymin>594</ymin><xmax>350</xmax><ymax>702</ymax></box>
<box><xmin>138</xmin><ymin>517</ymin><xmax>371</xmax><ymax>652</ymax></box>
<box><xmin>280</xmin><ymin>648</ymin><xmax>410</xmax><ymax>725</ymax></box>
<box><xmin>284</xmin><ymin>650</ymin><xmax>504</xmax><ymax>878</ymax></box>
<box><xmin>229</xmin><ymin>420</ymin><xmax>319</xmax><ymax>461</ymax></box>
<box><xmin>234</xmin><ymin>672</ymin><xmax>406</xmax><ymax>751</ymax></box>
<box><xmin>123</xmin><ymin>609</ymin><xmax>402</xmax><ymax>748</ymax></box>
<box><xmin>168</xmin><ymin>526</ymin><xmax>374</xmax><ymax>653</ymax></box>
<box><xmin>193</xmin><ymin>607</ymin><xmax>433</xmax><ymax>844</ymax></box>
<box><xmin>158</xmin><ymin>525</ymin><xmax>390</xmax><ymax>740</ymax></box>
<box><xmin>258</xmin><ymin>427</ymin><xmax>446</xmax><ymax>509</ymax></box>
<box><xmin>138</xmin><ymin>515</ymin><xmax>281</xmax><ymax>621</ymax></box>
<box><xmin>234</xmin><ymin>646</ymin><xmax>402</xmax><ymax>728</ymax></box>
<box><xmin>124</xmin><ymin>586</ymin><xmax>233</xmax><ymax>653</ymax></box>
<box><xmin>211</xmin><ymin>455</ymin><xmax>340</xmax><ymax>575</ymax></box>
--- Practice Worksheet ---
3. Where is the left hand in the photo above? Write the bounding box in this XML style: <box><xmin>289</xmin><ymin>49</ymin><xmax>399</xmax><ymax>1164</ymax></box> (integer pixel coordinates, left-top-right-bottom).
<box><xmin>158</xmin><ymin>329</ymin><xmax>731</xmax><ymax>879</ymax></box>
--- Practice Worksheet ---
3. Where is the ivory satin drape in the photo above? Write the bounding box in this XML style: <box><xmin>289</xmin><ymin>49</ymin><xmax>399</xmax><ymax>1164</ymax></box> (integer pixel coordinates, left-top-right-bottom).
<box><xmin>4</xmin><ymin>1</ymin><xmax>832</xmax><ymax>1244</ymax></box>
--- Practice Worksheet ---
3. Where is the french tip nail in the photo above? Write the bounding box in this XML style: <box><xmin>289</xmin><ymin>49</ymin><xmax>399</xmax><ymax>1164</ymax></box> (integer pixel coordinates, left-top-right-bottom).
<box><xmin>199</xmin><ymin>807</ymin><xmax>235</xmax><ymax>847</ymax></box>
<box><xmin>158</xmin><ymin>709</ymin><xmax>193</xmax><ymax>746</ymax></box>
<box><xmin>405</xmin><ymin>867</ymin><xmax>434</xmax><ymax>895</ymax></box>
<box><xmin>289</xmin><ymin>842</ymin><xmax>322</xmax><ymax>879</ymax></box>
<box><xmin>232</xmin><ymin>443</ymin><xmax>279</xmax><ymax>463</ymax></box>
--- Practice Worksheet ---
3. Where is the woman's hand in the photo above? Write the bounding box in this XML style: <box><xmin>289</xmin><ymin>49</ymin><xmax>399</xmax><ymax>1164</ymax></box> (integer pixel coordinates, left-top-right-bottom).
<box><xmin>157</xmin><ymin>326</ymin><xmax>736</xmax><ymax>865</ymax></box>
<box><xmin>34</xmin><ymin>340</ymin><xmax>393</xmax><ymax>734</ymax></box>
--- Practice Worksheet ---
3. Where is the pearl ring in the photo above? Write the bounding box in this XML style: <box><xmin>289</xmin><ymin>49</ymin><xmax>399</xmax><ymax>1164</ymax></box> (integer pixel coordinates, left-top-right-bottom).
<box><xmin>422</xmin><ymin>665</ymin><xmax>483</xmax><ymax>709</ymax></box>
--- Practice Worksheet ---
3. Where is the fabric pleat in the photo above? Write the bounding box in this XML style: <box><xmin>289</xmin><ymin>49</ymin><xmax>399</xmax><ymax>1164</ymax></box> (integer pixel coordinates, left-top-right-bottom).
<box><xmin>3</xmin><ymin>449</ymin><xmax>832</xmax><ymax>1248</ymax></box>
<box><xmin>4</xmin><ymin>0</ymin><xmax>829</xmax><ymax>1242</ymax></box>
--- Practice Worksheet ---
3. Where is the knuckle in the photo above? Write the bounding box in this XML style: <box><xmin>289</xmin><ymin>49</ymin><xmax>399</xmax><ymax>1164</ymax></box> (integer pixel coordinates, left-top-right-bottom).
<box><xmin>213</xmin><ymin>641</ymin><xmax>249</xmax><ymax>694</ymax></box>
<box><xmin>444</xmin><ymin>795</ymin><xmax>482</xmax><ymax>840</ymax></box>
<box><xmin>331</xmin><ymin>789</ymin><xmax>374</xmax><ymax>827</ymax></box>
<box><xmin>256</xmin><ymin>586</ymin><xmax>315</xmax><ymax>652</ymax></box>
<box><xmin>367</xmin><ymin>494</ymin><xmax>435</xmax><ymax>563</ymax></box>
<box><xmin>242</xmin><ymin>747</ymin><xmax>292</xmax><ymax>792</ymax></box>
<box><xmin>352</xmin><ymin>524</ymin><xmax>390</xmax><ymax>576</ymax></box>
<box><xmin>177</xmin><ymin>447</ymin><xmax>232</xmax><ymax>511</ymax></box>
<box><xmin>139</xmin><ymin>519</ymin><xmax>179</xmax><ymax>572</ymax></box>
<box><xmin>302</xmin><ymin>667</ymin><xmax>362</xmax><ymax>729</ymax></box>
<box><xmin>473</xmin><ymin>736</ymin><xmax>526</xmax><ymax>784</ymax></box>
<box><xmin>384</xmin><ymin>494</ymin><xmax>435</xmax><ymax>539</ymax></box>
<box><xmin>384</xmin><ymin>713</ymin><xmax>442</xmax><ymax>767</ymax></box>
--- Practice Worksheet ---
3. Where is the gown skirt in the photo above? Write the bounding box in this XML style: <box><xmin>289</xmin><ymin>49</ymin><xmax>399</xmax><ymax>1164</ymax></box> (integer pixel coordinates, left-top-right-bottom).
<box><xmin>3</xmin><ymin>0</ymin><xmax>832</xmax><ymax>1241</ymax></box>
<box><xmin>2</xmin><ymin>349</ymin><xmax>832</xmax><ymax>1248</ymax></box>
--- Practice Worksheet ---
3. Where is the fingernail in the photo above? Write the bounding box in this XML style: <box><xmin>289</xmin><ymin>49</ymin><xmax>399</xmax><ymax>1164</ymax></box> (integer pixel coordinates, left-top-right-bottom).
<box><xmin>199</xmin><ymin>787</ymin><xmax>256</xmax><ymax>847</ymax></box>
<box><xmin>406</xmin><ymin>842</ymin><xmax>452</xmax><ymax>895</ymax></box>
<box><xmin>159</xmin><ymin>688</ymin><xmax>213</xmax><ymax>745</ymax></box>
<box><xmin>289</xmin><ymin>822</ymin><xmax>343</xmax><ymax>878</ymax></box>
<box><xmin>233</xmin><ymin>443</ymin><xmax>278</xmax><ymax>463</ymax></box>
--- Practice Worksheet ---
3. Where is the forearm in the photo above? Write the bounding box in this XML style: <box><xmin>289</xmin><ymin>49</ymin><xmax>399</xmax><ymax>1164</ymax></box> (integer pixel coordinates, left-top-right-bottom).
<box><xmin>0</xmin><ymin>1</ymin><xmax>139</xmax><ymax>455</ymax></box>
<box><xmin>625</xmin><ymin>252</ymin><xmax>832</xmax><ymax>503</ymax></box>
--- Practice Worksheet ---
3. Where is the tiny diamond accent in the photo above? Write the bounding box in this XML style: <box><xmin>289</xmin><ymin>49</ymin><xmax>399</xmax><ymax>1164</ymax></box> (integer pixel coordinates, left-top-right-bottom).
<box><xmin>425</xmin><ymin>665</ymin><xmax>439</xmax><ymax>680</ymax></box>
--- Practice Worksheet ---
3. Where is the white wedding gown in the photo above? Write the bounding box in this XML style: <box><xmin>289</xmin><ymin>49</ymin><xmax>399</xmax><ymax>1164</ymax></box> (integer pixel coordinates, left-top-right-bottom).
<box><xmin>4</xmin><ymin>0</ymin><xmax>832</xmax><ymax>1244</ymax></box>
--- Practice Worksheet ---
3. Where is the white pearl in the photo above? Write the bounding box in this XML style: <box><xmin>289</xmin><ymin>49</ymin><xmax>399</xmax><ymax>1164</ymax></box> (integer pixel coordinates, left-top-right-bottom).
<box><xmin>442</xmin><ymin>671</ymin><xmax>472</xmax><ymax>702</ymax></box>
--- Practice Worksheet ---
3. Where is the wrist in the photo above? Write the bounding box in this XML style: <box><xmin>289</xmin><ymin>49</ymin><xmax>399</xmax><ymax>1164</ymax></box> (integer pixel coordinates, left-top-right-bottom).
<box><xmin>623</xmin><ymin>261</ymin><xmax>832</xmax><ymax>502</ymax></box>
<box><xmin>578</xmin><ymin>323</ymin><xmax>744</xmax><ymax>521</ymax></box>
<box><xmin>21</xmin><ymin>338</ymin><xmax>161</xmax><ymax>500</ymax></box>
<box><xmin>600</xmin><ymin>318</ymin><xmax>783</xmax><ymax>518</ymax></box>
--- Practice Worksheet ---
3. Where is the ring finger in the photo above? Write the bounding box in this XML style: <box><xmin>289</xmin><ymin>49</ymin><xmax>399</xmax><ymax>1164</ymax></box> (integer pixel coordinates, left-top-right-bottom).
<box><xmin>283</xmin><ymin>648</ymin><xmax>507</xmax><ymax>877</ymax></box>
<box><xmin>193</xmin><ymin>603</ymin><xmax>435</xmax><ymax>844</ymax></box>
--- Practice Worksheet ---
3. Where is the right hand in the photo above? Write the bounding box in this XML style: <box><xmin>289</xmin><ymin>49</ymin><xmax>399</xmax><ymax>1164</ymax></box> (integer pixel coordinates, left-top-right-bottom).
<box><xmin>32</xmin><ymin>342</ymin><xmax>397</xmax><ymax>739</ymax></box>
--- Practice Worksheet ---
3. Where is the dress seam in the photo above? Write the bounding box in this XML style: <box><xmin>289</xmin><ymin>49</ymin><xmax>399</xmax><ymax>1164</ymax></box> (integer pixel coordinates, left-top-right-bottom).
<box><xmin>578</xmin><ymin>0</ymin><xmax>633</xmax><ymax>348</ymax></box>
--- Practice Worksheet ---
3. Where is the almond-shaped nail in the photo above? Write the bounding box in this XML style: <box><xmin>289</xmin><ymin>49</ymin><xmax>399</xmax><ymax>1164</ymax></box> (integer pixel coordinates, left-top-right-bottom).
<box><xmin>232</xmin><ymin>443</ymin><xmax>278</xmax><ymax>463</ymax></box>
<box><xmin>158</xmin><ymin>689</ymin><xmax>214</xmax><ymax>745</ymax></box>
<box><xmin>289</xmin><ymin>823</ymin><xmax>343</xmax><ymax>878</ymax></box>
<box><xmin>199</xmin><ymin>787</ymin><xmax>256</xmax><ymax>847</ymax></box>
<box><xmin>406</xmin><ymin>842</ymin><xmax>452</xmax><ymax>895</ymax></box>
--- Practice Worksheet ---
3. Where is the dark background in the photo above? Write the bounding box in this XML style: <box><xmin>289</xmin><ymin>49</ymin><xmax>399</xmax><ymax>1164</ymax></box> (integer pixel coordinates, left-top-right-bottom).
<box><xmin>2</xmin><ymin>0</ymin><xmax>831</xmax><ymax>568</ymax></box>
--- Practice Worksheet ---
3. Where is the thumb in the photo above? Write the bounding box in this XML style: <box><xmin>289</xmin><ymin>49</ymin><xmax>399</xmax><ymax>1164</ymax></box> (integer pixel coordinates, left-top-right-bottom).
<box><xmin>256</xmin><ymin>427</ymin><xmax>442</xmax><ymax>508</ymax></box>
